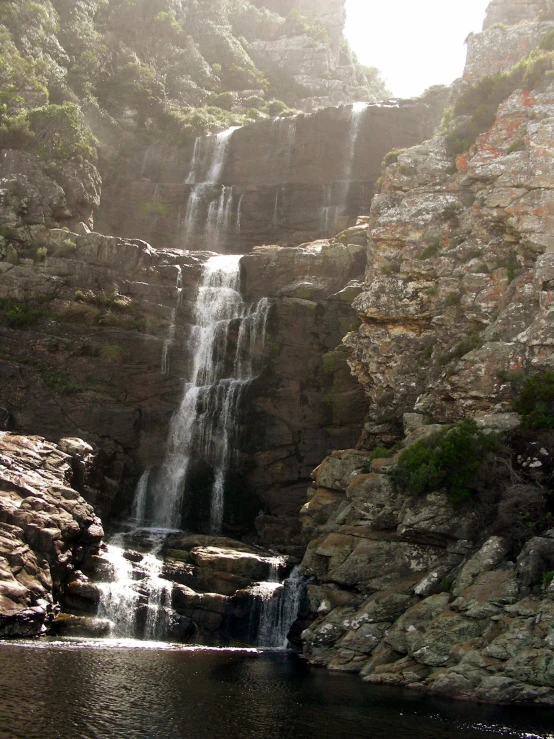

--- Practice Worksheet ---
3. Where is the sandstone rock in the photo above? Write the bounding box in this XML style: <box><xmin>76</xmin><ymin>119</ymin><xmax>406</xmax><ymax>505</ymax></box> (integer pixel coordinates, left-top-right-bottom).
<box><xmin>397</xmin><ymin>491</ymin><xmax>478</xmax><ymax>547</ymax></box>
<box><xmin>312</xmin><ymin>450</ymin><xmax>372</xmax><ymax>491</ymax></box>
<box><xmin>0</xmin><ymin>433</ymin><xmax>104</xmax><ymax>635</ymax></box>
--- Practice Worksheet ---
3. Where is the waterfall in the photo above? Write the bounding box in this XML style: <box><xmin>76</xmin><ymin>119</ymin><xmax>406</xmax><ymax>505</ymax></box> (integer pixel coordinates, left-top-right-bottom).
<box><xmin>251</xmin><ymin>565</ymin><xmax>305</xmax><ymax>648</ymax></box>
<box><xmin>186</xmin><ymin>138</ymin><xmax>201</xmax><ymax>185</ymax></box>
<box><xmin>270</xmin><ymin>117</ymin><xmax>296</xmax><ymax>180</ymax></box>
<box><xmin>131</xmin><ymin>470</ymin><xmax>150</xmax><ymax>524</ymax></box>
<box><xmin>206</xmin><ymin>186</ymin><xmax>234</xmax><ymax>253</ymax></box>
<box><xmin>206</xmin><ymin>127</ymin><xmax>239</xmax><ymax>184</ymax></box>
<box><xmin>343</xmin><ymin>102</ymin><xmax>368</xmax><ymax>184</ymax></box>
<box><xmin>236</xmin><ymin>194</ymin><xmax>244</xmax><ymax>234</ymax></box>
<box><xmin>97</xmin><ymin>533</ymin><xmax>174</xmax><ymax>641</ymax></box>
<box><xmin>320</xmin><ymin>183</ymin><xmax>339</xmax><ymax>234</ymax></box>
<box><xmin>336</xmin><ymin>102</ymin><xmax>369</xmax><ymax>219</ymax></box>
<box><xmin>181</xmin><ymin>127</ymin><xmax>239</xmax><ymax>251</ymax></box>
<box><xmin>142</xmin><ymin>255</ymin><xmax>269</xmax><ymax>533</ymax></box>
<box><xmin>140</xmin><ymin>539</ymin><xmax>173</xmax><ymax>641</ymax></box>
<box><xmin>161</xmin><ymin>267</ymin><xmax>183</xmax><ymax>375</ymax></box>
<box><xmin>97</xmin><ymin>535</ymin><xmax>140</xmax><ymax>638</ymax></box>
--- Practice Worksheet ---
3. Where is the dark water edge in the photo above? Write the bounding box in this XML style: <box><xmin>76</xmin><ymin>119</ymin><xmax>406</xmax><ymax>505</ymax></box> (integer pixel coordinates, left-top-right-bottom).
<box><xmin>0</xmin><ymin>641</ymin><xmax>553</xmax><ymax>739</ymax></box>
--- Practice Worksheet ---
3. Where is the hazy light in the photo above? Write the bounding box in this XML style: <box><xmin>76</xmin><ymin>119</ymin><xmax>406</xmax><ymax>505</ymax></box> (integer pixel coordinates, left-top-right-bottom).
<box><xmin>345</xmin><ymin>0</ymin><xmax>491</xmax><ymax>98</ymax></box>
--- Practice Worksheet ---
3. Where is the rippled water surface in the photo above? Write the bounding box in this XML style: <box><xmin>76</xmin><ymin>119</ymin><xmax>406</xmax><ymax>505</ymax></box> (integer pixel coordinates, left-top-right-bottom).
<box><xmin>0</xmin><ymin>641</ymin><xmax>553</xmax><ymax>739</ymax></box>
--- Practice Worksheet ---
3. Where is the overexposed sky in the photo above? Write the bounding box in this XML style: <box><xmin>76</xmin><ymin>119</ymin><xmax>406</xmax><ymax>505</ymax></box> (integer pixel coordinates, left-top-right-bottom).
<box><xmin>345</xmin><ymin>0</ymin><xmax>491</xmax><ymax>98</ymax></box>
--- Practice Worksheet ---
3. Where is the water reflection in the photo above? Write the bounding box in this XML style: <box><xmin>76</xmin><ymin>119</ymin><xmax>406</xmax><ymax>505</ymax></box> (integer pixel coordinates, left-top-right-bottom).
<box><xmin>0</xmin><ymin>643</ymin><xmax>553</xmax><ymax>739</ymax></box>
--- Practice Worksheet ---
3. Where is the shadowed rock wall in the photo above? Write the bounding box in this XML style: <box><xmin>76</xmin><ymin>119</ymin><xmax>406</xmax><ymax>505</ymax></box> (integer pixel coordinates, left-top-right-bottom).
<box><xmin>98</xmin><ymin>97</ymin><xmax>446</xmax><ymax>254</ymax></box>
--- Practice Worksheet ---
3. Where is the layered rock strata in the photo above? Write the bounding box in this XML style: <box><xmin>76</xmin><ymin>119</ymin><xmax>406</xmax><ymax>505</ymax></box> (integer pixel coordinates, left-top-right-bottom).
<box><xmin>0</xmin><ymin>433</ymin><xmax>103</xmax><ymax>637</ymax></box>
<box><xmin>345</xmin><ymin>10</ymin><xmax>554</xmax><ymax>428</ymax></box>
<box><xmin>299</xmin><ymin>419</ymin><xmax>554</xmax><ymax>704</ymax></box>
<box><xmin>99</xmin><ymin>97</ymin><xmax>445</xmax><ymax>253</ymax></box>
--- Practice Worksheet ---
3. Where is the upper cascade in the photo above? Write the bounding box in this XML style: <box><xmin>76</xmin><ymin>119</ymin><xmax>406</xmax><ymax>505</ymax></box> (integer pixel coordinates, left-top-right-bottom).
<box><xmin>100</xmin><ymin>97</ymin><xmax>446</xmax><ymax>253</ymax></box>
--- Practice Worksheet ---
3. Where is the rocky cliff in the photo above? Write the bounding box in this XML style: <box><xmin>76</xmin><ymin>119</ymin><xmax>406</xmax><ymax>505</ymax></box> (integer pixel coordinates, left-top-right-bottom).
<box><xmin>0</xmin><ymin>432</ymin><xmax>103</xmax><ymax>637</ymax></box>
<box><xmin>296</xmin><ymin>0</ymin><xmax>554</xmax><ymax>705</ymax></box>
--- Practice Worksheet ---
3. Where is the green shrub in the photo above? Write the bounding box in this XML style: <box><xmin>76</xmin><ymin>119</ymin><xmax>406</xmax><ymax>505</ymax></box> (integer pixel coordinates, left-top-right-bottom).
<box><xmin>514</xmin><ymin>371</ymin><xmax>554</xmax><ymax>430</ymax></box>
<box><xmin>43</xmin><ymin>370</ymin><xmax>83</xmax><ymax>394</ymax></box>
<box><xmin>54</xmin><ymin>239</ymin><xmax>77</xmax><ymax>258</ymax></box>
<box><xmin>543</xmin><ymin>570</ymin><xmax>554</xmax><ymax>586</ymax></box>
<box><xmin>382</xmin><ymin>148</ymin><xmax>405</xmax><ymax>168</ymax></box>
<box><xmin>0</xmin><ymin>298</ymin><xmax>48</xmax><ymax>328</ymax></box>
<box><xmin>497</xmin><ymin>249</ymin><xmax>518</xmax><ymax>284</ymax></box>
<box><xmin>444</xmin><ymin>291</ymin><xmax>462</xmax><ymax>307</ymax></box>
<box><xmin>507</xmin><ymin>139</ymin><xmax>526</xmax><ymax>154</ymax></box>
<box><xmin>390</xmin><ymin>419</ymin><xmax>501</xmax><ymax>503</ymax></box>
<box><xmin>445</xmin><ymin>50</ymin><xmax>554</xmax><ymax>156</ymax></box>
<box><xmin>27</xmin><ymin>103</ymin><xmax>97</xmax><ymax>161</ymax></box>
<box><xmin>436</xmin><ymin>331</ymin><xmax>482</xmax><ymax>365</ymax></box>
<box><xmin>368</xmin><ymin>446</ymin><xmax>396</xmax><ymax>462</ymax></box>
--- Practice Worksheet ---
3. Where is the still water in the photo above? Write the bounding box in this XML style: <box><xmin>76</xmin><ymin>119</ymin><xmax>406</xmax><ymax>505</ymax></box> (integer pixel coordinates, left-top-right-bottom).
<box><xmin>0</xmin><ymin>641</ymin><xmax>553</xmax><ymax>739</ymax></box>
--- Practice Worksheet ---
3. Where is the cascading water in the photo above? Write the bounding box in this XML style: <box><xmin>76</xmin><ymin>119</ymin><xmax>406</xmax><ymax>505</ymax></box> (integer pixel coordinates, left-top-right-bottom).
<box><xmin>140</xmin><ymin>255</ymin><xmax>269</xmax><ymax>533</ymax></box>
<box><xmin>320</xmin><ymin>183</ymin><xmax>338</xmax><ymax>234</ymax></box>
<box><xmin>97</xmin><ymin>533</ymin><xmax>174</xmax><ymax>640</ymax></box>
<box><xmin>181</xmin><ymin>127</ymin><xmax>240</xmax><ymax>251</ymax></box>
<box><xmin>97</xmin><ymin>535</ymin><xmax>139</xmax><ymax>637</ymax></box>
<box><xmin>343</xmin><ymin>102</ymin><xmax>368</xmax><ymax>184</ymax></box>
<box><xmin>319</xmin><ymin>102</ymin><xmax>369</xmax><ymax>230</ymax></box>
<box><xmin>250</xmin><ymin>564</ymin><xmax>305</xmax><ymax>648</ymax></box>
<box><xmin>270</xmin><ymin>117</ymin><xmax>296</xmax><ymax>180</ymax></box>
<box><xmin>206</xmin><ymin>185</ymin><xmax>234</xmax><ymax>253</ymax></box>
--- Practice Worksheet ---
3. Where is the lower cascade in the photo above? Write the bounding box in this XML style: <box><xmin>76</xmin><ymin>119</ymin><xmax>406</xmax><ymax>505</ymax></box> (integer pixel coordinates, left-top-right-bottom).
<box><xmin>250</xmin><ymin>566</ymin><xmax>304</xmax><ymax>648</ymax></box>
<box><xmin>138</xmin><ymin>254</ymin><xmax>269</xmax><ymax>533</ymax></box>
<box><xmin>97</xmin><ymin>533</ymin><xmax>176</xmax><ymax>641</ymax></box>
<box><xmin>94</xmin><ymin>253</ymin><xmax>303</xmax><ymax>647</ymax></box>
<box><xmin>95</xmin><ymin>532</ymin><xmax>304</xmax><ymax>647</ymax></box>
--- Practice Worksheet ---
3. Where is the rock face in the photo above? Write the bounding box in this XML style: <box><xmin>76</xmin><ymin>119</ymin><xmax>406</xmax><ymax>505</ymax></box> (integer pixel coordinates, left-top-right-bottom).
<box><xmin>295</xmin><ymin>0</ymin><xmax>554</xmax><ymax>705</ymax></box>
<box><xmin>298</xmin><ymin>431</ymin><xmax>554</xmax><ymax>704</ymax></box>
<box><xmin>240</xmin><ymin>232</ymin><xmax>368</xmax><ymax>554</ymax></box>
<box><xmin>0</xmin><ymin>432</ymin><xmax>103</xmax><ymax>636</ymax></box>
<box><xmin>0</xmin><ymin>212</ymin><xmax>369</xmax><ymax>539</ymax></box>
<box><xmin>0</xmin><ymin>221</ymin><xmax>213</xmax><ymax>519</ymax></box>
<box><xmin>98</xmin><ymin>97</ymin><xmax>445</xmax><ymax>254</ymax></box>
<box><xmin>344</xmin><ymin>6</ymin><xmax>554</xmax><ymax>428</ymax></box>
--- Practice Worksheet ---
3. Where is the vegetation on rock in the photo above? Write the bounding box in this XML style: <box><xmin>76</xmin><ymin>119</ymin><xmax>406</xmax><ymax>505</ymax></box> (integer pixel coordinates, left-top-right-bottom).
<box><xmin>0</xmin><ymin>0</ymin><xmax>388</xmax><ymax>163</ymax></box>
<box><xmin>390</xmin><ymin>420</ymin><xmax>502</xmax><ymax>503</ymax></box>
<box><xmin>444</xmin><ymin>48</ymin><xmax>554</xmax><ymax>156</ymax></box>
<box><xmin>514</xmin><ymin>370</ymin><xmax>554</xmax><ymax>430</ymax></box>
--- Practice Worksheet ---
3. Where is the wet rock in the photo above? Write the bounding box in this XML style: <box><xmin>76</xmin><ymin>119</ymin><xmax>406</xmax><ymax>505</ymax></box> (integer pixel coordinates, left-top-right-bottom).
<box><xmin>52</xmin><ymin>614</ymin><xmax>111</xmax><ymax>638</ymax></box>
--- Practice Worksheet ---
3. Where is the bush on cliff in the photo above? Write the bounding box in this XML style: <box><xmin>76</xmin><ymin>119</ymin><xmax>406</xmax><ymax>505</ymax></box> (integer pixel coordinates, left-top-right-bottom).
<box><xmin>514</xmin><ymin>371</ymin><xmax>554</xmax><ymax>430</ymax></box>
<box><xmin>445</xmin><ymin>49</ymin><xmax>554</xmax><ymax>156</ymax></box>
<box><xmin>390</xmin><ymin>420</ymin><xmax>502</xmax><ymax>503</ymax></box>
<box><xmin>0</xmin><ymin>298</ymin><xmax>49</xmax><ymax>329</ymax></box>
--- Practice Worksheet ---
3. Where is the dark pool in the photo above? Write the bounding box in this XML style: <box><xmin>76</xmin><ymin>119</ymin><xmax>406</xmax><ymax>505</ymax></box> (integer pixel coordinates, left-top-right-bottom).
<box><xmin>0</xmin><ymin>641</ymin><xmax>553</xmax><ymax>739</ymax></box>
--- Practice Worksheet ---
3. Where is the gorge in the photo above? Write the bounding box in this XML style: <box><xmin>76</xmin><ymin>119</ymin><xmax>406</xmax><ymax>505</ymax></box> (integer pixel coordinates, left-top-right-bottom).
<box><xmin>2</xmin><ymin>0</ymin><xmax>554</xmax><ymax>734</ymax></box>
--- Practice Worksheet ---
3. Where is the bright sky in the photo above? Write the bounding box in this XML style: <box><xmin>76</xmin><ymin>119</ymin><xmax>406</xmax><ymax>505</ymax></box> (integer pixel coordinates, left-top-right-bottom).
<box><xmin>344</xmin><ymin>0</ymin><xmax>491</xmax><ymax>98</ymax></box>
